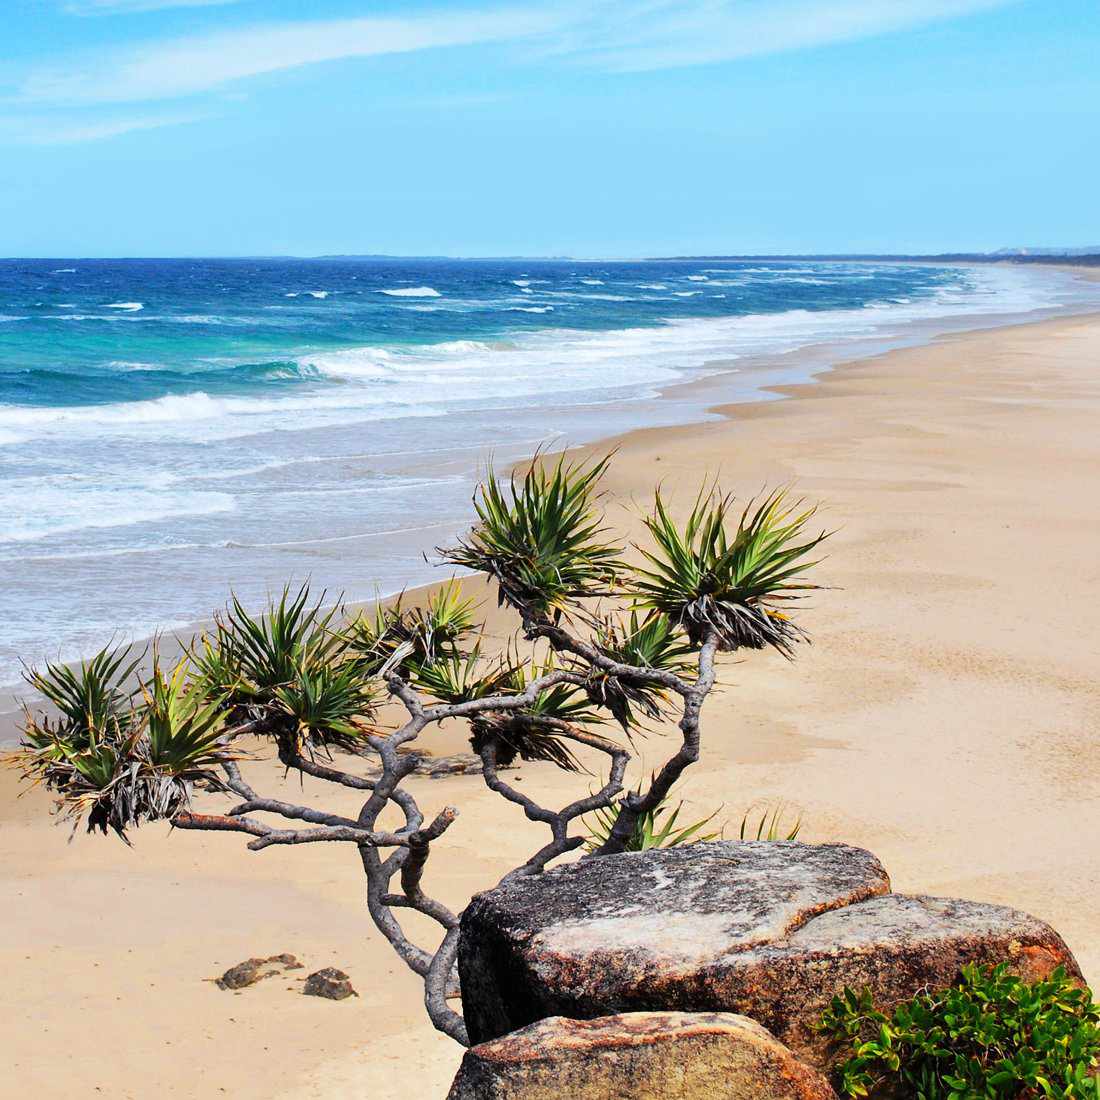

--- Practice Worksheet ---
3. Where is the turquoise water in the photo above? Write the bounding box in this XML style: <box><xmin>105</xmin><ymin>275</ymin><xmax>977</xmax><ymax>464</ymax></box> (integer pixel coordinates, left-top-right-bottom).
<box><xmin>2</xmin><ymin>257</ymin><xmax>1096</xmax><ymax>688</ymax></box>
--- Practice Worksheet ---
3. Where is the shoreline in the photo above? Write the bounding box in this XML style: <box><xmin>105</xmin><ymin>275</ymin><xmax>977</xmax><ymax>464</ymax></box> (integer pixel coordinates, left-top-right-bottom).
<box><xmin>3</xmin><ymin>306</ymin><xmax>1100</xmax><ymax>1098</ymax></box>
<box><xmin>4</xmin><ymin>264</ymin><xmax>1099</xmax><ymax>739</ymax></box>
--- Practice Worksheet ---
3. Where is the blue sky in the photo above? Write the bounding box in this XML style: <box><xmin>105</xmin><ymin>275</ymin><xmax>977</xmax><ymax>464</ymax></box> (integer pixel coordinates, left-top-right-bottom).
<box><xmin>1</xmin><ymin>0</ymin><xmax>1098</xmax><ymax>257</ymax></box>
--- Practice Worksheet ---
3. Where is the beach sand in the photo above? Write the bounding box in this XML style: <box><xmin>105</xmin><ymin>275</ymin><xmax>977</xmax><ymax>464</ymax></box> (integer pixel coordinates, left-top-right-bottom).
<box><xmin>2</xmin><ymin>309</ymin><xmax>1099</xmax><ymax>1098</ymax></box>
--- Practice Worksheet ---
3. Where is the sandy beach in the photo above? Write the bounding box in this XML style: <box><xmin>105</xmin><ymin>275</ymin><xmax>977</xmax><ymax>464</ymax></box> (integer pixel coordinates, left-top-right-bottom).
<box><xmin>3</xmin><ymin>306</ymin><xmax>1099</xmax><ymax>1099</ymax></box>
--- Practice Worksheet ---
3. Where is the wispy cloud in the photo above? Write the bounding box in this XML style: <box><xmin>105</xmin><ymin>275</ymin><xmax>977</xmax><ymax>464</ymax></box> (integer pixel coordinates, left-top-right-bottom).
<box><xmin>1</xmin><ymin>111</ymin><xmax>203</xmax><ymax>144</ymax></box>
<box><xmin>545</xmin><ymin>0</ymin><xmax>1022</xmax><ymax>72</ymax></box>
<box><xmin>15</xmin><ymin>0</ymin><xmax>1021</xmax><ymax>108</ymax></box>
<box><xmin>19</xmin><ymin>8</ymin><xmax>563</xmax><ymax>104</ymax></box>
<box><xmin>65</xmin><ymin>0</ymin><xmax>240</xmax><ymax>15</ymax></box>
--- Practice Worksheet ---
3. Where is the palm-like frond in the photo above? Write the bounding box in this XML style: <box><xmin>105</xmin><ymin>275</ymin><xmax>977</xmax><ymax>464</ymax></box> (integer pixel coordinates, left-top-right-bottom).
<box><xmin>739</xmin><ymin>802</ymin><xmax>802</xmax><ymax>841</ymax></box>
<box><xmin>411</xmin><ymin>645</ymin><xmax>513</xmax><ymax>706</ymax></box>
<box><xmin>584</xmin><ymin>786</ymin><xmax>723</xmax><ymax>852</ymax></box>
<box><xmin>410</xmin><ymin>580</ymin><xmax>479</xmax><ymax>657</ymax></box>
<box><xmin>347</xmin><ymin>580</ymin><xmax>479</xmax><ymax>676</ymax></box>
<box><xmin>11</xmin><ymin>651</ymin><xmax>236</xmax><ymax>840</ymax></box>
<box><xmin>440</xmin><ymin>454</ymin><xmax>622</xmax><ymax>618</ymax></box>
<box><xmin>220</xmin><ymin>585</ymin><xmax>347</xmax><ymax>698</ymax></box>
<box><xmin>190</xmin><ymin>585</ymin><xmax>375</xmax><ymax>747</ymax></box>
<box><xmin>273</xmin><ymin>660</ymin><xmax>380</xmax><ymax>748</ymax></box>
<box><xmin>139</xmin><ymin>655</ymin><xmax>229</xmax><ymax>777</ymax></box>
<box><xmin>586</xmin><ymin>611</ymin><xmax>693</xmax><ymax>731</ymax></box>
<box><xmin>631</xmin><ymin>486</ymin><xmax>828</xmax><ymax>654</ymax></box>
<box><xmin>21</xmin><ymin>644</ymin><xmax>141</xmax><ymax>750</ymax></box>
<box><xmin>412</xmin><ymin>648</ymin><xmax>590</xmax><ymax>772</ymax></box>
<box><xmin>188</xmin><ymin>624</ymin><xmax>247</xmax><ymax>702</ymax></box>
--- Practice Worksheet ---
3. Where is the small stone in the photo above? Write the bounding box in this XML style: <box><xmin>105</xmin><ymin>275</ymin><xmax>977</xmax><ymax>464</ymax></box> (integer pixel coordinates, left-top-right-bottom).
<box><xmin>213</xmin><ymin>953</ymin><xmax>303</xmax><ymax>990</ymax></box>
<box><xmin>303</xmin><ymin>967</ymin><xmax>357</xmax><ymax>1000</ymax></box>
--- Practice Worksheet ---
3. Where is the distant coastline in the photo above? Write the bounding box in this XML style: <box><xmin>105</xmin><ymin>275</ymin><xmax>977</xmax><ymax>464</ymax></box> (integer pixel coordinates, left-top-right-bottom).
<box><xmin>6</xmin><ymin>250</ymin><xmax>1099</xmax><ymax>266</ymax></box>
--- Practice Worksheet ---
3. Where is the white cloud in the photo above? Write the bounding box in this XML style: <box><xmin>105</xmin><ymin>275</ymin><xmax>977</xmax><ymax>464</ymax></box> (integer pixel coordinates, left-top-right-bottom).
<box><xmin>14</xmin><ymin>0</ymin><xmax>1022</xmax><ymax>109</ymax></box>
<box><xmin>66</xmin><ymin>0</ymin><xmax>240</xmax><ymax>15</ymax></box>
<box><xmin>1</xmin><ymin>112</ymin><xmax>202</xmax><ymax>144</ymax></box>
<box><xmin>544</xmin><ymin>0</ymin><xmax>1022</xmax><ymax>72</ymax></box>
<box><xmin>19</xmin><ymin>8</ymin><xmax>563</xmax><ymax>104</ymax></box>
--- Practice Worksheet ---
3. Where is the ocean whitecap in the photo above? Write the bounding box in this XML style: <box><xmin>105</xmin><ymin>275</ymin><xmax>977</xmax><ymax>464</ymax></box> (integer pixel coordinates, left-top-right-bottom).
<box><xmin>308</xmin><ymin>290</ymin><xmax>329</xmax><ymax>299</ymax></box>
<box><xmin>580</xmin><ymin>278</ymin><xmax>604</xmax><ymax>285</ymax></box>
<box><xmin>380</xmin><ymin>286</ymin><xmax>442</xmax><ymax>298</ymax></box>
<box><xmin>106</xmin><ymin>302</ymin><xmax>143</xmax><ymax>311</ymax></box>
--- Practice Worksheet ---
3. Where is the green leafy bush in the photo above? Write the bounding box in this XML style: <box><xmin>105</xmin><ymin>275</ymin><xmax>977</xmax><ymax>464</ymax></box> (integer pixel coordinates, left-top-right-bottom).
<box><xmin>818</xmin><ymin>963</ymin><xmax>1100</xmax><ymax>1099</ymax></box>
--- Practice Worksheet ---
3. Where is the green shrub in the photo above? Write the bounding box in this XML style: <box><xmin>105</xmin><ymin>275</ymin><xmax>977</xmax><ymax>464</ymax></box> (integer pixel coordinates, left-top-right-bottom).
<box><xmin>818</xmin><ymin>963</ymin><xmax>1100</xmax><ymax>1099</ymax></box>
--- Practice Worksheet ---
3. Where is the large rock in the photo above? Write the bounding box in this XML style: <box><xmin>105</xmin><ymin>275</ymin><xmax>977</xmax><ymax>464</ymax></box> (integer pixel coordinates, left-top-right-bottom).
<box><xmin>458</xmin><ymin>841</ymin><xmax>1081</xmax><ymax>1069</ymax></box>
<box><xmin>446</xmin><ymin>1011</ymin><xmax>837</xmax><ymax>1100</ymax></box>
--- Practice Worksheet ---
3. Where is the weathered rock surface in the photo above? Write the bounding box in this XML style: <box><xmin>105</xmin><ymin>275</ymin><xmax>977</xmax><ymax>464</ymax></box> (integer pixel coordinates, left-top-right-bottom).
<box><xmin>458</xmin><ymin>841</ymin><xmax>1081</xmax><ymax>1070</ymax></box>
<box><xmin>302</xmin><ymin>967</ymin><xmax>357</xmax><ymax>1000</ymax></box>
<box><xmin>446</xmin><ymin>1011</ymin><xmax>837</xmax><ymax>1100</ymax></box>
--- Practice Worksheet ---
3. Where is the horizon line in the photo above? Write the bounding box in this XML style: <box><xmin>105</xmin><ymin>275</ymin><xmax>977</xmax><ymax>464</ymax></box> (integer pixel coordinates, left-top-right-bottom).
<box><xmin>2</xmin><ymin>250</ymin><xmax>1099</xmax><ymax>263</ymax></box>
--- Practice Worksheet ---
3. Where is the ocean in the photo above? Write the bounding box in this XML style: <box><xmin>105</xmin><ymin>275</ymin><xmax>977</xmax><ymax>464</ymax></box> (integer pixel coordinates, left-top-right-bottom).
<box><xmin>2</xmin><ymin>257</ymin><xmax>1098</xmax><ymax>692</ymax></box>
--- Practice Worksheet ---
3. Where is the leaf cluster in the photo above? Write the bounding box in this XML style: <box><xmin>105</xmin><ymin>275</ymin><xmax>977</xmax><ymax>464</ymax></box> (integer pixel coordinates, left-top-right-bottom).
<box><xmin>441</xmin><ymin>454</ymin><xmax>622</xmax><ymax>618</ymax></box>
<box><xmin>13</xmin><ymin>647</ymin><xmax>233</xmax><ymax>839</ymax></box>
<box><xmin>584</xmin><ymin>786</ymin><xmax>723</xmax><ymax>852</ymax></box>
<box><xmin>818</xmin><ymin>964</ymin><xmax>1100</xmax><ymax>1099</ymax></box>
<box><xmin>585</xmin><ymin>610</ymin><xmax>694</xmax><ymax>732</ymax></box>
<box><xmin>632</xmin><ymin>487</ymin><xmax>827</xmax><ymax>653</ymax></box>
<box><xmin>193</xmin><ymin>585</ymin><xmax>378</xmax><ymax>749</ymax></box>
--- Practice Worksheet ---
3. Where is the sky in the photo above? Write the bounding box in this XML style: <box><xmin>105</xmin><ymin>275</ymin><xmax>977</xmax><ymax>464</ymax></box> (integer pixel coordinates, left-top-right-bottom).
<box><xmin>1</xmin><ymin>0</ymin><xmax>1098</xmax><ymax>257</ymax></box>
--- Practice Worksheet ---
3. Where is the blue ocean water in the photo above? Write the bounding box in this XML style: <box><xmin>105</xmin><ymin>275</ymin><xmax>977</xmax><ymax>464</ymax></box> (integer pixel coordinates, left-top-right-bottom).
<box><xmin>2</xmin><ymin>257</ymin><xmax>1097</xmax><ymax>689</ymax></box>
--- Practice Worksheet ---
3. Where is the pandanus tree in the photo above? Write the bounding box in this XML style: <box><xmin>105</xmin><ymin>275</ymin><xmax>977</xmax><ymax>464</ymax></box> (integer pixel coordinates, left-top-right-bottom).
<box><xmin>9</xmin><ymin>455</ymin><xmax>827</xmax><ymax>1045</ymax></box>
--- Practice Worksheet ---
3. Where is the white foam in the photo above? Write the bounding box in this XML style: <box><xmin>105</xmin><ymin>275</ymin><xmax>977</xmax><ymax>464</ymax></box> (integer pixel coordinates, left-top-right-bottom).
<box><xmin>0</xmin><ymin>386</ymin><xmax>448</xmax><ymax>444</ymax></box>
<box><xmin>2</xmin><ymin>266</ymin><xmax>1082</xmax><ymax>455</ymax></box>
<box><xmin>637</xmin><ymin>283</ymin><xmax>668</xmax><ymax>290</ymax></box>
<box><xmin>512</xmin><ymin>279</ymin><xmax>531</xmax><ymax>288</ymax></box>
<box><xmin>307</xmin><ymin>290</ymin><xmax>329</xmax><ymax>299</ymax></box>
<box><xmin>106</xmin><ymin>301</ymin><xmax>143</xmax><ymax>311</ymax></box>
<box><xmin>580</xmin><ymin>278</ymin><xmax>604</xmax><ymax>285</ymax></box>
<box><xmin>51</xmin><ymin>268</ymin><xmax>76</xmax><ymax>274</ymax></box>
<box><xmin>673</xmin><ymin>291</ymin><xmax>701</xmax><ymax>297</ymax></box>
<box><xmin>0</xmin><ymin>480</ymin><xmax>234</xmax><ymax>544</ymax></box>
<box><xmin>379</xmin><ymin>286</ymin><xmax>441</xmax><ymax>298</ymax></box>
<box><xmin>686</xmin><ymin>275</ymin><xmax>709</xmax><ymax>281</ymax></box>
